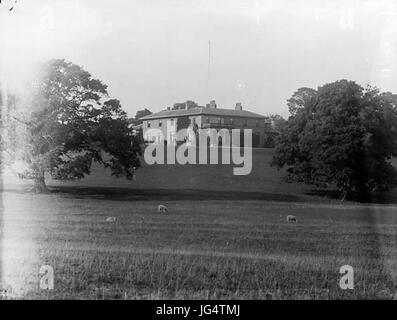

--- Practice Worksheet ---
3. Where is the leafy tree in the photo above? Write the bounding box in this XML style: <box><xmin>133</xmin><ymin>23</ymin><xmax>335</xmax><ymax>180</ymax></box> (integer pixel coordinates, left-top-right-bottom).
<box><xmin>130</xmin><ymin>108</ymin><xmax>152</xmax><ymax>126</ymax></box>
<box><xmin>268</xmin><ymin>114</ymin><xmax>287</xmax><ymax>132</ymax></box>
<box><xmin>0</xmin><ymin>91</ymin><xmax>19</xmax><ymax>168</ymax></box>
<box><xmin>135</xmin><ymin>108</ymin><xmax>152</xmax><ymax>119</ymax></box>
<box><xmin>2</xmin><ymin>59</ymin><xmax>141</xmax><ymax>192</ymax></box>
<box><xmin>0</xmin><ymin>90</ymin><xmax>3</xmax><ymax>148</ymax></box>
<box><xmin>262</xmin><ymin>115</ymin><xmax>286</xmax><ymax>148</ymax></box>
<box><xmin>273</xmin><ymin>80</ymin><xmax>397</xmax><ymax>199</ymax></box>
<box><xmin>287</xmin><ymin>87</ymin><xmax>317</xmax><ymax>116</ymax></box>
<box><xmin>0</xmin><ymin>90</ymin><xmax>3</xmax><ymax>169</ymax></box>
<box><xmin>173</xmin><ymin>100</ymin><xmax>198</xmax><ymax>110</ymax></box>
<box><xmin>175</xmin><ymin>116</ymin><xmax>198</xmax><ymax>145</ymax></box>
<box><xmin>176</xmin><ymin>116</ymin><xmax>191</xmax><ymax>130</ymax></box>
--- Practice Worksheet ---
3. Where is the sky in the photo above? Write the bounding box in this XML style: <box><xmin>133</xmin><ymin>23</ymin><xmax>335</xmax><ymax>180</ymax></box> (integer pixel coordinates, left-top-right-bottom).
<box><xmin>1</xmin><ymin>0</ymin><xmax>397</xmax><ymax>118</ymax></box>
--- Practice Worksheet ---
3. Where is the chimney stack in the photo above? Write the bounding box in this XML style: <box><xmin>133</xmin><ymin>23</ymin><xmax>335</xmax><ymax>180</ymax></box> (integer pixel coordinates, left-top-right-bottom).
<box><xmin>209</xmin><ymin>100</ymin><xmax>217</xmax><ymax>109</ymax></box>
<box><xmin>235</xmin><ymin>102</ymin><xmax>242</xmax><ymax>111</ymax></box>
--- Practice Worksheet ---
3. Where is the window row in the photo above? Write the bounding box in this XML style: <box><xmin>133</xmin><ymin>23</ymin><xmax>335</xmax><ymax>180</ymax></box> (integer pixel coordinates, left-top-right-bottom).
<box><xmin>147</xmin><ymin>117</ymin><xmax>261</xmax><ymax>127</ymax></box>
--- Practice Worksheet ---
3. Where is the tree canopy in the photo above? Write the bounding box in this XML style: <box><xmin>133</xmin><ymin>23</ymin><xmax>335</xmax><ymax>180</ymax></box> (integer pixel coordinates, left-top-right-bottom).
<box><xmin>268</xmin><ymin>114</ymin><xmax>287</xmax><ymax>132</ymax></box>
<box><xmin>1</xmin><ymin>59</ymin><xmax>141</xmax><ymax>192</ymax></box>
<box><xmin>129</xmin><ymin>108</ymin><xmax>152</xmax><ymax>126</ymax></box>
<box><xmin>272</xmin><ymin>80</ymin><xmax>397</xmax><ymax>198</ymax></box>
<box><xmin>287</xmin><ymin>87</ymin><xmax>317</xmax><ymax>116</ymax></box>
<box><xmin>173</xmin><ymin>100</ymin><xmax>198</xmax><ymax>110</ymax></box>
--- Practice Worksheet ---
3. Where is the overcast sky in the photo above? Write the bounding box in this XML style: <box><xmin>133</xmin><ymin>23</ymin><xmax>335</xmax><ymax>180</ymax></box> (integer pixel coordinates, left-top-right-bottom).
<box><xmin>1</xmin><ymin>0</ymin><xmax>397</xmax><ymax>118</ymax></box>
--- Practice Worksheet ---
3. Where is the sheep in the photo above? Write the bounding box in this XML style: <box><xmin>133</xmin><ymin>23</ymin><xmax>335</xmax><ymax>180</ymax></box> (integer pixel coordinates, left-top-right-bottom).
<box><xmin>158</xmin><ymin>205</ymin><xmax>168</xmax><ymax>213</ymax></box>
<box><xmin>286</xmin><ymin>215</ymin><xmax>297</xmax><ymax>223</ymax></box>
<box><xmin>106</xmin><ymin>216</ymin><xmax>117</xmax><ymax>222</ymax></box>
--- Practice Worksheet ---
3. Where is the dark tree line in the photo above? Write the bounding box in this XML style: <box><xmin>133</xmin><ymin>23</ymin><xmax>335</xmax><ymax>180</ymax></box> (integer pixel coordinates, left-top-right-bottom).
<box><xmin>273</xmin><ymin>80</ymin><xmax>397</xmax><ymax>199</ymax></box>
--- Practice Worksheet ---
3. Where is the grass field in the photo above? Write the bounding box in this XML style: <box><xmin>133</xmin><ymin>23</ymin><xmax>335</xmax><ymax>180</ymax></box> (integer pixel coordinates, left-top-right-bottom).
<box><xmin>1</xmin><ymin>149</ymin><xmax>397</xmax><ymax>299</ymax></box>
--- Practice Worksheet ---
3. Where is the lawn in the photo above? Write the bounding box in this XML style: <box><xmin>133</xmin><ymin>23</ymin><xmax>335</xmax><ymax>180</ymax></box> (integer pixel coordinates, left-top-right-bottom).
<box><xmin>1</xmin><ymin>149</ymin><xmax>397</xmax><ymax>299</ymax></box>
<box><xmin>1</xmin><ymin>190</ymin><xmax>396</xmax><ymax>299</ymax></box>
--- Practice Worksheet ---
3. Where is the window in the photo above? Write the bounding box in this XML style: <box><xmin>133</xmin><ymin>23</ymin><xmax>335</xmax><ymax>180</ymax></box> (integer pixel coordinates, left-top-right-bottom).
<box><xmin>191</xmin><ymin>117</ymin><xmax>196</xmax><ymax>124</ymax></box>
<box><xmin>147</xmin><ymin>121</ymin><xmax>151</xmax><ymax>128</ymax></box>
<box><xmin>230</xmin><ymin>118</ymin><xmax>234</xmax><ymax>125</ymax></box>
<box><xmin>218</xmin><ymin>117</ymin><xmax>222</xmax><ymax>124</ymax></box>
<box><xmin>256</xmin><ymin>120</ymin><xmax>259</xmax><ymax>127</ymax></box>
<box><xmin>170</xmin><ymin>118</ymin><xmax>174</xmax><ymax>125</ymax></box>
<box><xmin>159</xmin><ymin>120</ymin><xmax>162</xmax><ymax>127</ymax></box>
<box><xmin>244</xmin><ymin>119</ymin><xmax>248</xmax><ymax>127</ymax></box>
<box><xmin>206</xmin><ymin>117</ymin><xmax>210</xmax><ymax>123</ymax></box>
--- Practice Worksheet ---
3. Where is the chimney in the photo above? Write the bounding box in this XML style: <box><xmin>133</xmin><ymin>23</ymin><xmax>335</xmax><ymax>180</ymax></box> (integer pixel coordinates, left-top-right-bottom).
<box><xmin>185</xmin><ymin>101</ymin><xmax>189</xmax><ymax>109</ymax></box>
<box><xmin>235</xmin><ymin>102</ymin><xmax>242</xmax><ymax>111</ymax></box>
<box><xmin>206</xmin><ymin>103</ymin><xmax>210</xmax><ymax>108</ymax></box>
<box><xmin>209</xmin><ymin>100</ymin><xmax>217</xmax><ymax>109</ymax></box>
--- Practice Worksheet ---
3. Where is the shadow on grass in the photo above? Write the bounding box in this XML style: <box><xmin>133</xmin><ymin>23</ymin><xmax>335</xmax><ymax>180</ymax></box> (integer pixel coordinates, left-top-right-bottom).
<box><xmin>42</xmin><ymin>186</ymin><xmax>312</xmax><ymax>203</ymax></box>
<box><xmin>307</xmin><ymin>189</ymin><xmax>397</xmax><ymax>204</ymax></box>
<box><xmin>4</xmin><ymin>185</ymin><xmax>397</xmax><ymax>204</ymax></box>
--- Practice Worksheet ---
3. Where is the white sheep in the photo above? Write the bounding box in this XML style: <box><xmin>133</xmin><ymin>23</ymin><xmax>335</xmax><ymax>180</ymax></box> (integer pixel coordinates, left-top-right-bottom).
<box><xmin>106</xmin><ymin>216</ymin><xmax>117</xmax><ymax>222</ymax></box>
<box><xmin>158</xmin><ymin>205</ymin><xmax>168</xmax><ymax>213</ymax></box>
<box><xmin>286</xmin><ymin>215</ymin><xmax>297</xmax><ymax>223</ymax></box>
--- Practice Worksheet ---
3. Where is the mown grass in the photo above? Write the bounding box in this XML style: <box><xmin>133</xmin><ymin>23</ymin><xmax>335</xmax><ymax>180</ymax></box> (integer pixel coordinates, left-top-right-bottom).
<box><xmin>1</xmin><ymin>191</ymin><xmax>396</xmax><ymax>299</ymax></box>
<box><xmin>1</xmin><ymin>148</ymin><xmax>397</xmax><ymax>299</ymax></box>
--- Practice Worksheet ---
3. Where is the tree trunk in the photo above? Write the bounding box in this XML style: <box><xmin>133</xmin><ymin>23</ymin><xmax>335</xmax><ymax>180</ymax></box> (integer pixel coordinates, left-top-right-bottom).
<box><xmin>32</xmin><ymin>175</ymin><xmax>49</xmax><ymax>193</ymax></box>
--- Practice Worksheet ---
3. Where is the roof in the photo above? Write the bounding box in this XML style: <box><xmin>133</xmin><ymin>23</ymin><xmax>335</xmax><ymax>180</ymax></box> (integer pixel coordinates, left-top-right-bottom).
<box><xmin>140</xmin><ymin>107</ymin><xmax>266</xmax><ymax>120</ymax></box>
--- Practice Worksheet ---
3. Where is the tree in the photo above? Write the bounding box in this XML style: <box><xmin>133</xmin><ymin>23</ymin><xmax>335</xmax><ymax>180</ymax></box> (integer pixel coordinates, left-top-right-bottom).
<box><xmin>176</xmin><ymin>116</ymin><xmax>191</xmax><ymax>130</ymax></box>
<box><xmin>172</xmin><ymin>100</ymin><xmax>198</xmax><ymax>110</ymax></box>
<box><xmin>135</xmin><ymin>108</ymin><xmax>152</xmax><ymax>119</ymax></box>
<box><xmin>0</xmin><ymin>90</ymin><xmax>3</xmax><ymax>150</ymax></box>
<box><xmin>0</xmin><ymin>91</ymin><xmax>19</xmax><ymax>169</ymax></box>
<box><xmin>287</xmin><ymin>87</ymin><xmax>317</xmax><ymax>116</ymax></box>
<box><xmin>268</xmin><ymin>114</ymin><xmax>287</xmax><ymax>132</ymax></box>
<box><xmin>262</xmin><ymin>115</ymin><xmax>286</xmax><ymax>148</ymax></box>
<box><xmin>272</xmin><ymin>80</ymin><xmax>397</xmax><ymax>199</ymax></box>
<box><xmin>2</xmin><ymin>59</ymin><xmax>141</xmax><ymax>192</ymax></box>
<box><xmin>0</xmin><ymin>90</ymin><xmax>3</xmax><ymax>169</ymax></box>
<box><xmin>130</xmin><ymin>108</ymin><xmax>152</xmax><ymax>126</ymax></box>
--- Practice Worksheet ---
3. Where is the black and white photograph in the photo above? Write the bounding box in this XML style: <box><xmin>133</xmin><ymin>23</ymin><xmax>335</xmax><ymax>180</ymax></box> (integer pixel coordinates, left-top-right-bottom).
<box><xmin>0</xmin><ymin>0</ymin><xmax>397</xmax><ymax>304</ymax></box>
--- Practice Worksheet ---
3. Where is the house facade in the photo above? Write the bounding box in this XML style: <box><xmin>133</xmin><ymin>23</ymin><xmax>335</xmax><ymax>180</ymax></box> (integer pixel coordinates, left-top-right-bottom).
<box><xmin>140</xmin><ymin>101</ymin><xmax>272</xmax><ymax>147</ymax></box>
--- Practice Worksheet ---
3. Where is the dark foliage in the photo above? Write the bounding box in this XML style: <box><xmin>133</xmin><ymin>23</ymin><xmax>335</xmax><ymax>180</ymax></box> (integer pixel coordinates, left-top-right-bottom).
<box><xmin>273</xmin><ymin>80</ymin><xmax>397</xmax><ymax>196</ymax></box>
<box><xmin>3</xmin><ymin>59</ymin><xmax>141</xmax><ymax>191</ymax></box>
<box><xmin>173</xmin><ymin>100</ymin><xmax>198</xmax><ymax>110</ymax></box>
